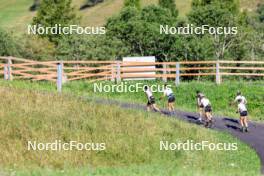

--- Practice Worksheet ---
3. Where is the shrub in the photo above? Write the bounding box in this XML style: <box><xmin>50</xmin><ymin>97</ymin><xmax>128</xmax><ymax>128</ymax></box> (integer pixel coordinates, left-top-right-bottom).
<box><xmin>0</xmin><ymin>28</ymin><xmax>20</xmax><ymax>57</ymax></box>
<box><xmin>18</xmin><ymin>35</ymin><xmax>56</xmax><ymax>61</ymax></box>
<box><xmin>56</xmin><ymin>35</ymin><xmax>130</xmax><ymax>60</ymax></box>
<box><xmin>32</xmin><ymin>0</ymin><xmax>79</xmax><ymax>44</ymax></box>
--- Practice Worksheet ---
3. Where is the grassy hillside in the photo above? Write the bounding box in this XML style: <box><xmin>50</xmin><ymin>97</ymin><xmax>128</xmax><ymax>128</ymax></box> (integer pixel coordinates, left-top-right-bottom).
<box><xmin>0</xmin><ymin>0</ymin><xmax>34</xmax><ymax>33</ymax></box>
<box><xmin>0</xmin><ymin>0</ymin><xmax>261</xmax><ymax>33</ymax></box>
<box><xmin>0</xmin><ymin>84</ymin><xmax>261</xmax><ymax>175</ymax></box>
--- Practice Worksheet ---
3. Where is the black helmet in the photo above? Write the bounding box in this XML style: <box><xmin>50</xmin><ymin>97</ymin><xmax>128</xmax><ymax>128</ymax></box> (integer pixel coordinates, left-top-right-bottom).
<box><xmin>144</xmin><ymin>85</ymin><xmax>148</xmax><ymax>91</ymax></box>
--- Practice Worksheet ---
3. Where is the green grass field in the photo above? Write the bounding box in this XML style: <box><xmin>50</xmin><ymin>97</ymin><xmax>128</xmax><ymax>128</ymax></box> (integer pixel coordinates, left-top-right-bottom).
<box><xmin>65</xmin><ymin>80</ymin><xmax>264</xmax><ymax>121</ymax></box>
<box><xmin>0</xmin><ymin>0</ymin><xmax>261</xmax><ymax>33</ymax></box>
<box><xmin>0</xmin><ymin>80</ymin><xmax>263</xmax><ymax>121</ymax></box>
<box><xmin>0</xmin><ymin>83</ymin><xmax>261</xmax><ymax>175</ymax></box>
<box><xmin>0</xmin><ymin>0</ymin><xmax>34</xmax><ymax>34</ymax></box>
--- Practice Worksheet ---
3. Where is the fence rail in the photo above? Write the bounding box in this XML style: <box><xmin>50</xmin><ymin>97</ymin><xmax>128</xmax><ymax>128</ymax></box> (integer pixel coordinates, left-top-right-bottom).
<box><xmin>1</xmin><ymin>56</ymin><xmax>264</xmax><ymax>92</ymax></box>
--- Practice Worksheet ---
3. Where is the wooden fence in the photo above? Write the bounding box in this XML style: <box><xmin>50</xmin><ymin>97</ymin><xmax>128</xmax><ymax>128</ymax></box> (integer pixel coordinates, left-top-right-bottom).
<box><xmin>1</xmin><ymin>56</ymin><xmax>264</xmax><ymax>92</ymax></box>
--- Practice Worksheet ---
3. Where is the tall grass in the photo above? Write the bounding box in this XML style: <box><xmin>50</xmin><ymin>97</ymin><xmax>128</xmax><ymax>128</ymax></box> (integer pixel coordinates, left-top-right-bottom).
<box><xmin>0</xmin><ymin>85</ymin><xmax>260</xmax><ymax>175</ymax></box>
<box><xmin>61</xmin><ymin>80</ymin><xmax>264</xmax><ymax>121</ymax></box>
<box><xmin>0</xmin><ymin>80</ymin><xmax>263</xmax><ymax>121</ymax></box>
<box><xmin>0</xmin><ymin>0</ymin><xmax>34</xmax><ymax>33</ymax></box>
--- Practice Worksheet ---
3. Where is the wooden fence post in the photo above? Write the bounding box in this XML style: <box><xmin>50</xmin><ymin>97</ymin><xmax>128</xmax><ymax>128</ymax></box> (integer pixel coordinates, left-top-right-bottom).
<box><xmin>163</xmin><ymin>63</ymin><xmax>167</xmax><ymax>82</ymax></box>
<box><xmin>57</xmin><ymin>62</ymin><xmax>63</xmax><ymax>92</ymax></box>
<box><xmin>111</xmin><ymin>64</ymin><xmax>115</xmax><ymax>82</ymax></box>
<box><xmin>60</xmin><ymin>62</ymin><xmax>67</xmax><ymax>84</ymax></box>
<box><xmin>175</xmin><ymin>62</ymin><xmax>180</xmax><ymax>86</ymax></box>
<box><xmin>4</xmin><ymin>64</ymin><xmax>8</xmax><ymax>80</ymax></box>
<box><xmin>216</xmin><ymin>61</ymin><xmax>221</xmax><ymax>84</ymax></box>
<box><xmin>7</xmin><ymin>57</ymin><xmax>13</xmax><ymax>80</ymax></box>
<box><xmin>116</xmin><ymin>61</ymin><xmax>121</xmax><ymax>83</ymax></box>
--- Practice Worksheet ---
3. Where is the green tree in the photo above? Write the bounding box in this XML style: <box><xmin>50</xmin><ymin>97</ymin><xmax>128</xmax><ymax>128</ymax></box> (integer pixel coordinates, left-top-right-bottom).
<box><xmin>106</xmin><ymin>6</ymin><xmax>178</xmax><ymax>61</ymax></box>
<box><xmin>188</xmin><ymin>0</ymin><xmax>240</xmax><ymax>59</ymax></box>
<box><xmin>56</xmin><ymin>35</ymin><xmax>130</xmax><ymax>60</ymax></box>
<box><xmin>158</xmin><ymin>0</ymin><xmax>178</xmax><ymax>17</ymax></box>
<box><xmin>243</xmin><ymin>8</ymin><xmax>264</xmax><ymax>61</ymax></box>
<box><xmin>124</xmin><ymin>0</ymin><xmax>140</xmax><ymax>9</ymax></box>
<box><xmin>19</xmin><ymin>35</ymin><xmax>55</xmax><ymax>61</ymax></box>
<box><xmin>0</xmin><ymin>29</ymin><xmax>20</xmax><ymax>56</ymax></box>
<box><xmin>32</xmin><ymin>0</ymin><xmax>78</xmax><ymax>44</ymax></box>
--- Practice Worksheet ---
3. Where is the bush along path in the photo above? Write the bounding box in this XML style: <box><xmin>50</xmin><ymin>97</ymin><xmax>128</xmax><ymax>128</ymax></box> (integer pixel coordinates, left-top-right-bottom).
<box><xmin>87</xmin><ymin>97</ymin><xmax>264</xmax><ymax>174</ymax></box>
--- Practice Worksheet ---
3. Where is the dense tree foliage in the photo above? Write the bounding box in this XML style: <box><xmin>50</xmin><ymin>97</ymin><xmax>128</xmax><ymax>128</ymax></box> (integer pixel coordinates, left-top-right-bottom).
<box><xmin>32</xmin><ymin>0</ymin><xmax>78</xmax><ymax>44</ymax></box>
<box><xmin>188</xmin><ymin>0</ymin><xmax>241</xmax><ymax>59</ymax></box>
<box><xmin>0</xmin><ymin>29</ymin><xmax>20</xmax><ymax>57</ymax></box>
<box><xmin>106</xmin><ymin>6</ymin><xmax>178</xmax><ymax>61</ymax></box>
<box><xmin>2</xmin><ymin>0</ymin><xmax>262</xmax><ymax>63</ymax></box>
<box><xmin>124</xmin><ymin>0</ymin><xmax>140</xmax><ymax>9</ymax></box>
<box><xmin>158</xmin><ymin>0</ymin><xmax>178</xmax><ymax>17</ymax></box>
<box><xmin>56</xmin><ymin>35</ymin><xmax>129</xmax><ymax>61</ymax></box>
<box><xmin>19</xmin><ymin>35</ymin><xmax>55</xmax><ymax>61</ymax></box>
<box><xmin>0</xmin><ymin>29</ymin><xmax>54</xmax><ymax>61</ymax></box>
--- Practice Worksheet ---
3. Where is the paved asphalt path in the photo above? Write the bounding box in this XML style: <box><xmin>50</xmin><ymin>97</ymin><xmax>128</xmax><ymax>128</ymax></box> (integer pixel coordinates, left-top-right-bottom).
<box><xmin>90</xmin><ymin>98</ymin><xmax>264</xmax><ymax>174</ymax></box>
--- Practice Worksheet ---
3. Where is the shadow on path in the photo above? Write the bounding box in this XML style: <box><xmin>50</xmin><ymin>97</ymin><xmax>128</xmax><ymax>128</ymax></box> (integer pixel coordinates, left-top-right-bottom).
<box><xmin>226</xmin><ymin>124</ymin><xmax>241</xmax><ymax>131</ymax></box>
<box><xmin>224</xmin><ymin>117</ymin><xmax>239</xmax><ymax>124</ymax></box>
